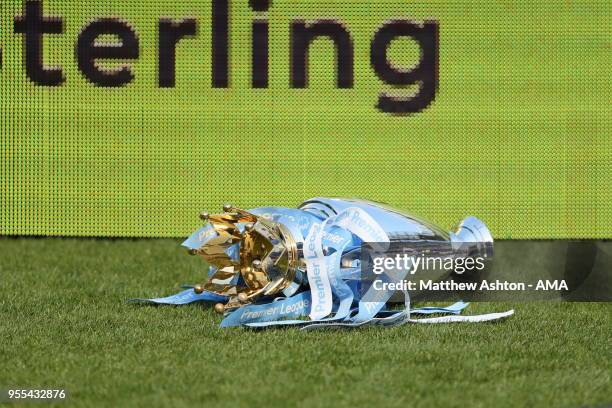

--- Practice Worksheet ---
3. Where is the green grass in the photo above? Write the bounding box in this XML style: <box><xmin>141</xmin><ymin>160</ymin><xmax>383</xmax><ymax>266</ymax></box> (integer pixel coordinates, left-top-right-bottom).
<box><xmin>0</xmin><ymin>237</ymin><xmax>610</xmax><ymax>407</ymax></box>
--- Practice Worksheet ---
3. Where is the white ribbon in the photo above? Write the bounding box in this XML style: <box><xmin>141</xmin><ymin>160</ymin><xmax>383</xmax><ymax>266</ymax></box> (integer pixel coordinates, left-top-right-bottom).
<box><xmin>304</xmin><ymin>223</ymin><xmax>334</xmax><ymax>320</ymax></box>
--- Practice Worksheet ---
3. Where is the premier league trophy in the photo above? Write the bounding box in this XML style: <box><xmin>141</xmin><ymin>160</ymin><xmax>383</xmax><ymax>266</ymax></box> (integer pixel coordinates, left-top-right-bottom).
<box><xmin>137</xmin><ymin>198</ymin><xmax>513</xmax><ymax>329</ymax></box>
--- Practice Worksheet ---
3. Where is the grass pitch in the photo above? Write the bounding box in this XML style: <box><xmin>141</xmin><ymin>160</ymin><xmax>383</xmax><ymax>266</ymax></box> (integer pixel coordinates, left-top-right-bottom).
<box><xmin>0</xmin><ymin>238</ymin><xmax>610</xmax><ymax>407</ymax></box>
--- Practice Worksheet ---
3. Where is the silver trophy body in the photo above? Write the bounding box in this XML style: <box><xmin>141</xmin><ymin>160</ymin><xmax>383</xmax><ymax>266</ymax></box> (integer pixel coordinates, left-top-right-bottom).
<box><xmin>184</xmin><ymin>197</ymin><xmax>494</xmax><ymax>310</ymax></box>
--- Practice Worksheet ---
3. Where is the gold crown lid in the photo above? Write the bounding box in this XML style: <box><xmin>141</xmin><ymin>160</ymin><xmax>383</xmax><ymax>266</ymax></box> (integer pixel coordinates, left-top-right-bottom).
<box><xmin>190</xmin><ymin>204</ymin><xmax>299</xmax><ymax>311</ymax></box>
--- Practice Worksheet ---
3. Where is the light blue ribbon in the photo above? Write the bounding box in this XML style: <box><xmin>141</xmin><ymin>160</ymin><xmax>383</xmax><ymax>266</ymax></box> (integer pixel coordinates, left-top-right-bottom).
<box><xmin>129</xmin><ymin>288</ymin><xmax>227</xmax><ymax>305</ymax></box>
<box><xmin>411</xmin><ymin>301</ymin><xmax>469</xmax><ymax>315</ymax></box>
<box><xmin>182</xmin><ymin>224</ymin><xmax>218</xmax><ymax>250</ymax></box>
<box><xmin>221</xmin><ymin>292</ymin><xmax>312</xmax><ymax>327</ymax></box>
